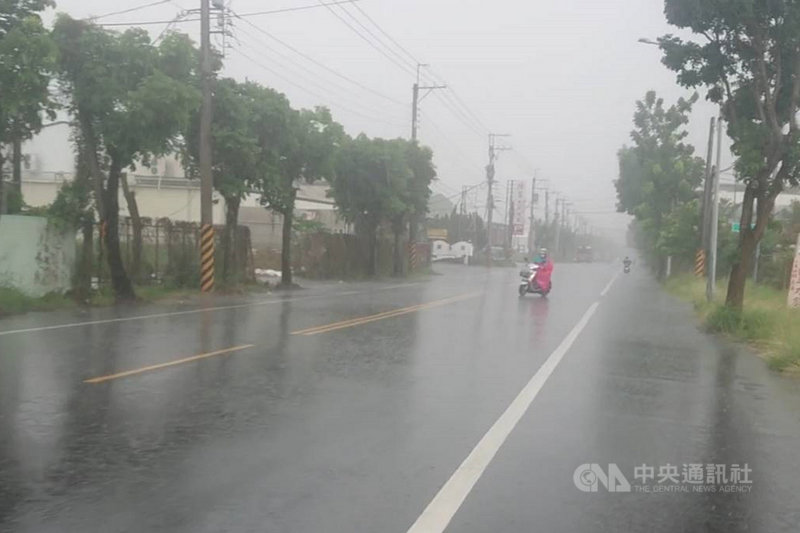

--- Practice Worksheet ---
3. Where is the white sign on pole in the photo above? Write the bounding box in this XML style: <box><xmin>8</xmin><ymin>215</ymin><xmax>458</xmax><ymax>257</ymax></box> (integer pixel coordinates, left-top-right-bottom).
<box><xmin>788</xmin><ymin>233</ymin><xmax>800</xmax><ymax>309</ymax></box>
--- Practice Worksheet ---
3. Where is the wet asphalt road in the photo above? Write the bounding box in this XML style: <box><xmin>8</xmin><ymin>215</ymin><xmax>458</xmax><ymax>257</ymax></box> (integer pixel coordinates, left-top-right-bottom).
<box><xmin>1</xmin><ymin>262</ymin><xmax>800</xmax><ymax>532</ymax></box>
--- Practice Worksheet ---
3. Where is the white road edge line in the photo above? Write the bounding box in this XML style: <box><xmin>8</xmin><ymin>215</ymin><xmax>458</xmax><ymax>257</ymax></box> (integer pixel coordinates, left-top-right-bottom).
<box><xmin>0</xmin><ymin>284</ymin><xmax>422</xmax><ymax>338</ymax></box>
<box><xmin>601</xmin><ymin>272</ymin><xmax>620</xmax><ymax>297</ymax></box>
<box><xmin>406</xmin><ymin>300</ymin><xmax>602</xmax><ymax>533</ymax></box>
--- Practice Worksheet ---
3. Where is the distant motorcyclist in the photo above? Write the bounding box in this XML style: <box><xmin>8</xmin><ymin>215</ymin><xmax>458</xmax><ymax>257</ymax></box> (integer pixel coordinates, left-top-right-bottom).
<box><xmin>623</xmin><ymin>256</ymin><xmax>632</xmax><ymax>273</ymax></box>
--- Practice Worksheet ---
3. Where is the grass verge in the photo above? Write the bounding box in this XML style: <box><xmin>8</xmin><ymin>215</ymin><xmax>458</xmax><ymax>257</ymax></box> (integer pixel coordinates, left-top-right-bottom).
<box><xmin>665</xmin><ymin>275</ymin><xmax>800</xmax><ymax>373</ymax></box>
<box><xmin>0</xmin><ymin>284</ymin><xmax>247</xmax><ymax>318</ymax></box>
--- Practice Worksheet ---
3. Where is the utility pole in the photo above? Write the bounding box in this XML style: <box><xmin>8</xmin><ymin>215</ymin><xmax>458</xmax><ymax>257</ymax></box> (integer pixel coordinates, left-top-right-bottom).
<box><xmin>708</xmin><ymin>116</ymin><xmax>723</xmax><ymax>302</ymax></box>
<box><xmin>544</xmin><ymin>189</ymin><xmax>550</xmax><ymax>247</ymax></box>
<box><xmin>506</xmin><ymin>180</ymin><xmax>515</xmax><ymax>252</ymax></box>
<box><xmin>411</xmin><ymin>64</ymin><xmax>446</xmax><ymax>142</ymax></box>
<box><xmin>553</xmin><ymin>197</ymin><xmax>561</xmax><ymax>257</ymax></box>
<box><xmin>561</xmin><ymin>200</ymin><xmax>568</xmax><ymax>259</ymax></box>
<box><xmin>409</xmin><ymin>63</ymin><xmax>445</xmax><ymax>254</ymax></box>
<box><xmin>485</xmin><ymin>133</ymin><xmax>511</xmax><ymax>265</ymax></box>
<box><xmin>698</xmin><ymin>117</ymin><xmax>716</xmax><ymax>280</ymax></box>
<box><xmin>199</xmin><ymin>0</ymin><xmax>215</xmax><ymax>293</ymax></box>
<box><xmin>528</xmin><ymin>175</ymin><xmax>536</xmax><ymax>258</ymax></box>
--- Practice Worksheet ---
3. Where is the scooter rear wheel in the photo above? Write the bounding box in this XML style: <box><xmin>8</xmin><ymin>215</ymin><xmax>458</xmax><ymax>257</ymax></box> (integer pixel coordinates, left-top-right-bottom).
<box><xmin>518</xmin><ymin>284</ymin><xmax>527</xmax><ymax>297</ymax></box>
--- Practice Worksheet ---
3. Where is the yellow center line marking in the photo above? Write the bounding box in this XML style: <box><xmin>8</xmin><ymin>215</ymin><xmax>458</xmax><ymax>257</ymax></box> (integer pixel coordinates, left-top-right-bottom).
<box><xmin>84</xmin><ymin>344</ymin><xmax>255</xmax><ymax>384</ymax></box>
<box><xmin>292</xmin><ymin>292</ymin><xmax>483</xmax><ymax>336</ymax></box>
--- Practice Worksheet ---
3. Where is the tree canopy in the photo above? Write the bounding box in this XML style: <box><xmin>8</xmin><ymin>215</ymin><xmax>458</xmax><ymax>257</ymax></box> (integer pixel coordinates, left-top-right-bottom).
<box><xmin>615</xmin><ymin>91</ymin><xmax>705</xmax><ymax>272</ymax></box>
<box><xmin>53</xmin><ymin>16</ymin><xmax>200</xmax><ymax>300</ymax></box>
<box><xmin>660</xmin><ymin>0</ymin><xmax>800</xmax><ymax>307</ymax></box>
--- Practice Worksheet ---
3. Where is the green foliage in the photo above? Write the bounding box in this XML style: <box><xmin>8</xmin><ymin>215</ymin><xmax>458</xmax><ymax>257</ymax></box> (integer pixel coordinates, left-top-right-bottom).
<box><xmin>705</xmin><ymin>305</ymin><xmax>742</xmax><ymax>334</ymax></box>
<box><xmin>660</xmin><ymin>0</ymin><xmax>800</xmax><ymax>307</ymax></box>
<box><xmin>293</xmin><ymin>216</ymin><xmax>326</xmax><ymax>234</ymax></box>
<box><xmin>331</xmin><ymin>135</ymin><xmax>410</xmax><ymax>229</ymax></box>
<box><xmin>53</xmin><ymin>17</ymin><xmax>201</xmax><ymax>169</ymax></box>
<box><xmin>258</xmin><ymin>105</ymin><xmax>346</xmax><ymax>215</ymax></box>
<box><xmin>184</xmin><ymin>78</ymin><xmax>263</xmax><ymax>202</ymax></box>
<box><xmin>0</xmin><ymin>1</ymin><xmax>57</xmax><ymax>152</ymax></box>
<box><xmin>0</xmin><ymin>286</ymin><xmax>75</xmax><ymax>317</ymax></box>
<box><xmin>46</xmin><ymin>178</ymin><xmax>93</xmax><ymax>230</ymax></box>
<box><xmin>657</xmin><ymin>199</ymin><xmax>700</xmax><ymax>259</ymax></box>
<box><xmin>616</xmin><ymin>91</ymin><xmax>705</xmax><ymax>270</ymax></box>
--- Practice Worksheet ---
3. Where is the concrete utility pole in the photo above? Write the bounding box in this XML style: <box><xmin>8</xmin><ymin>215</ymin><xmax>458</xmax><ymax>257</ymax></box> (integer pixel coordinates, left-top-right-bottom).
<box><xmin>553</xmin><ymin>197</ymin><xmax>561</xmax><ymax>257</ymax></box>
<box><xmin>544</xmin><ymin>189</ymin><xmax>550</xmax><ymax>226</ymax></box>
<box><xmin>485</xmin><ymin>133</ymin><xmax>510</xmax><ymax>265</ymax></box>
<box><xmin>708</xmin><ymin>116</ymin><xmax>723</xmax><ymax>302</ymax></box>
<box><xmin>506</xmin><ymin>180</ymin><xmax>513</xmax><ymax>252</ymax></box>
<box><xmin>698</xmin><ymin>117</ymin><xmax>716</xmax><ymax>279</ymax></box>
<box><xmin>411</xmin><ymin>64</ymin><xmax>446</xmax><ymax>141</ymax></box>
<box><xmin>199</xmin><ymin>0</ymin><xmax>215</xmax><ymax>292</ymax></box>
<box><xmin>528</xmin><ymin>175</ymin><xmax>536</xmax><ymax>258</ymax></box>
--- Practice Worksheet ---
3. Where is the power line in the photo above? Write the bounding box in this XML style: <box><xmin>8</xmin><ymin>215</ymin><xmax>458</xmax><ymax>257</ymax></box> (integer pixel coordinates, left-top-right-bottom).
<box><xmin>332</xmin><ymin>2</ymin><xmax>418</xmax><ymax>73</ymax></box>
<box><xmin>98</xmin><ymin>1</ymin><xmax>359</xmax><ymax>27</ymax></box>
<box><xmin>315</xmin><ymin>1</ymin><xmax>416</xmax><ymax>77</ymax></box>
<box><xmin>237</xmin><ymin>0</ymin><xmax>359</xmax><ymax>18</ymax></box>
<box><xmin>88</xmin><ymin>0</ymin><xmax>172</xmax><ymax>21</ymax></box>
<box><xmin>229</xmin><ymin>9</ymin><xmax>406</xmax><ymax>107</ymax></box>
<box><xmin>231</xmin><ymin>47</ymin><xmax>406</xmax><ymax>129</ymax></box>
<box><xmin>232</xmin><ymin>25</ymin><xmax>405</xmax><ymax>122</ymax></box>
<box><xmin>349</xmin><ymin>2</ymin><xmax>421</xmax><ymax>66</ymax></box>
<box><xmin>336</xmin><ymin>3</ymin><xmax>489</xmax><ymax>138</ymax></box>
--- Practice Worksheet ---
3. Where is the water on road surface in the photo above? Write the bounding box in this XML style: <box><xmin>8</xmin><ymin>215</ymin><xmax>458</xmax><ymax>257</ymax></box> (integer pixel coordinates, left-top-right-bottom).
<box><xmin>1</xmin><ymin>263</ymin><xmax>799</xmax><ymax>532</ymax></box>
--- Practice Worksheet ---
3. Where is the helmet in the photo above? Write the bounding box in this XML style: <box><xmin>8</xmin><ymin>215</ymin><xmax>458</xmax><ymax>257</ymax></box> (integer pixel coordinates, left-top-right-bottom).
<box><xmin>539</xmin><ymin>248</ymin><xmax>548</xmax><ymax>258</ymax></box>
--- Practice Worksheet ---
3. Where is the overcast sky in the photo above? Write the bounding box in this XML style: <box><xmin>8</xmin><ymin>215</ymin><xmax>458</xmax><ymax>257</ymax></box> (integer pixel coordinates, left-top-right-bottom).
<box><xmin>30</xmin><ymin>0</ymin><xmax>734</xmax><ymax>240</ymax></box>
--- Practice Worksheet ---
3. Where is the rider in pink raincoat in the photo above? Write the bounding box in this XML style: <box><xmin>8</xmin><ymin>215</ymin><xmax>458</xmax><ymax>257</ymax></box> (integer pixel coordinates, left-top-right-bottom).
<box><xmin>533</xmin><ymin>248</ymin><xmax>554</xmax><ymax>292</ymax></box>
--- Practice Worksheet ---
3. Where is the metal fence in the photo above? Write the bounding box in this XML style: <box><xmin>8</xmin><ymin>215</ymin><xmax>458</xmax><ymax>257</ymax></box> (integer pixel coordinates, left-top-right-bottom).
<box><xmin>87</xmin><ymin>218</ymin><xmax>253</xmax><ymax>289</ymax></box>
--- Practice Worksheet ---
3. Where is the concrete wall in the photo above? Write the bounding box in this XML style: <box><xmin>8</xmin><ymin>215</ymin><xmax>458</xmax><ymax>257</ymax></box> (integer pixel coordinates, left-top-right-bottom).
<box><xmin>0</xmin><ymin>215</ymin><xmax>76</xmax><ymax>297</ymax></box>
<box><xmin>21</xmin><ymin>175</ymin><xmax>226</xmax><ymax>224</ymax></box>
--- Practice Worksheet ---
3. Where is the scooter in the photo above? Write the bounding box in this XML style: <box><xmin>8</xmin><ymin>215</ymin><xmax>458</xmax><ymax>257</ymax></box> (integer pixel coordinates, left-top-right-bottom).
<box><xmin>519</xmin><ymin>264</ymin><xmax>551</xmax><ymax>297</ymax></box>
<box><xmin>623</xmin><ymin>262</ymin><xmax>632</xmax><ymax>274</ymax></box>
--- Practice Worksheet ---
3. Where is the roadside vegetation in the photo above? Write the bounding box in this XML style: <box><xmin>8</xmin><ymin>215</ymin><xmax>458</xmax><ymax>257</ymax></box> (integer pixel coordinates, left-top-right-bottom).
<box><xmin>1</xmin><ymin>3</ymin><xmax>436</xmax><ymax>305</ymax></box>
<box><xmin>666</xmin><ymin>275</ymin><xmax>800</xmax><ymax>372</ymax></box>
<box><xmin>616</xmin><ymin>2</ymin><xmax>800</xmax><ymax>374</ymax></box>
<box><xmin>0</xmin><ymin>283</ymin><xmax>249</xmax><ymax>318</ymax></box>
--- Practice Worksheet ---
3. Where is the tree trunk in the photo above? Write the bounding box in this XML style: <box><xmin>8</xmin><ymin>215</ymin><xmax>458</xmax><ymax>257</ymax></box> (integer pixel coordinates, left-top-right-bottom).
<box><xmin>120</xmin><ymin>174</ymin><xmax>143</xmax><ymax>283</ymax></box>
<box><xmin>77</xmin><ymin>109</ymin><xmax>106</xmax><ymax>222</ymax></box>
<box><xmin>11</xmin><ymin>138</ymin><xmax>22</xmax><ymax>213</ymax></box>
<box><xmin>75</xmin><ymin>219</ymin><xmax>94</xmax><ymax>301</ymax></box>
<box><xmin>368</xmin><ymin>226</ymin><xmax>378</xmax><ymax>277</ymax></box>
<box><xmin>105</xmin><ymin>162</ymin><xmax>136</xmax><ymax>302</ymax></box>
<box><xmin>393</xmin><ymin>226</ymin><xmax>403</xmax><ymax>277</ymax></box>
<box><xmin>0</xmin><ymin>152</ymin><xmax>6</xmax><ymax>216</ymax></box>
<box><xmin>280</xmin><ymin>195</ymin><xmax>295</xmax><ymax>287</ymax></box>
<box><xmin>725</xmin><ymin>182</ymin><xmax>775</xmax><ymax>310</ymax></box>
<box><xmin>223</xmin><ymin>196</ymin><xmax>240</xmax><ymax>282</ymax></box>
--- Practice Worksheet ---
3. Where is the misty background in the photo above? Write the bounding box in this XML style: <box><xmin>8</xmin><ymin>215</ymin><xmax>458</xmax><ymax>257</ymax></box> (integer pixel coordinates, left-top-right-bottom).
<box><xmin>28</xmin><ymin>0</ymin><xmax>734</xmax><ymax>242</ymax></box>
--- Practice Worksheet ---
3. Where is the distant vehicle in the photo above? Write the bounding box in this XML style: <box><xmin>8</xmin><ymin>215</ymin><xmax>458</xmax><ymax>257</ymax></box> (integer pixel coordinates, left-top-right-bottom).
<box><xmin>576</xmin><ymin>246</ymin><xmax>594</xmax><ymax>263</ymax></box>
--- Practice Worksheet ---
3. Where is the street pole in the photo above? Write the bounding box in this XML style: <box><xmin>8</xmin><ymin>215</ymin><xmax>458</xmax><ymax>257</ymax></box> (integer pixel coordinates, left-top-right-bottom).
<box><xmin>199</xmin><ymin>0</ymin><xmax>215</xmax><ymax>293</ymax></box>
<box><xmin>545</xmin><ymin>189</ymin><xmax>550</xmax><ymax>226</ymax></box>
<box><xmin>485</xmin><ymin>134</ymin><xmax>510</xmax><ymax>265</ymax></box>
<box><xmin>708</xmin><ymin>116</ymin><xmax>723</xmax><ymax>302</ymax></box>
<box><xmin>553</xmin><ymin>197</ymin><xmax>561</xmax><ymax>257</ymax></box>
<box><xmin>561</xmin><ymin>200</ymin><xmax>568</xmax><ymax>259</ymax></box>
<box><xmin>698</xmin><ymin>117</ymin><xmax>716</xmax><ymax>279</ymax></box>
<box><xmin>411</xmin><ymin>64</ymin><xmax>445</xmax><ymax>142</ymax></box>
<box><xmin>528</xmin><ymin>176</ymin><xmax>536</xmax><ymax>258</ymax></box>
<box><xmin>411</xmin><ymin>82</ymin><xmax>419</xmax><ymax>141</ymax></box>
<box><xmin>410</xmin><ymin>64</ymin><xmax>445</xmax><ymax>253</ymax></box>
